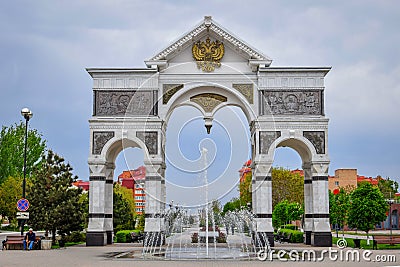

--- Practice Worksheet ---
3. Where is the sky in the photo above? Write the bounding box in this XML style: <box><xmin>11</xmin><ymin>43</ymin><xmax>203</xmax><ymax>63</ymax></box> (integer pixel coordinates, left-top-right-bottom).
<box><xmin>1</xmin><ymin>1</ymin><xmax>399</xmax><ymax>206</ymax></box>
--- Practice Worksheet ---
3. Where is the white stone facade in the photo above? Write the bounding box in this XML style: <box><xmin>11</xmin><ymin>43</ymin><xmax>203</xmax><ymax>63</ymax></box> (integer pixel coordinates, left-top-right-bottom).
<box><xmin>86</xmin><ymin>16</ymin><xmax>331</xmax><ymax>246</ymax></box>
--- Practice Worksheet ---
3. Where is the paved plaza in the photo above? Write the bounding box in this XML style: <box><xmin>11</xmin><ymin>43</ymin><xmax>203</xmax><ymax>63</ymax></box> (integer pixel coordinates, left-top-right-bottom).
<box><xmin>2</xmin><ymin>230</ymin><xmax>400</xmax><ymax>267</ymax></box>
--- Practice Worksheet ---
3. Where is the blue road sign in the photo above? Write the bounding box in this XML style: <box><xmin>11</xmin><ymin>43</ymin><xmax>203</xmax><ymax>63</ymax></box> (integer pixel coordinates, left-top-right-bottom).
<box><xmin>17</xmin><ymin>198</ymin><xmax>29</xmax><ymax>212</ymax></box>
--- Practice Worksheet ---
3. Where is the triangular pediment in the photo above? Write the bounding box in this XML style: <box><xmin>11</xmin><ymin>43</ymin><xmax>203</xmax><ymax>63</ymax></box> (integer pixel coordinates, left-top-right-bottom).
<box><xmin>145</xmin><ymin>16</ymin><xmax>272</xmax><ymax>71</ymax></box>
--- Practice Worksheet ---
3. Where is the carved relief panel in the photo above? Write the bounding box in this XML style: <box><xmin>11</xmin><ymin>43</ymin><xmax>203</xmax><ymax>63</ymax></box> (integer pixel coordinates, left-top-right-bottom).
<box><xmin>259</xmin><ymin>131</ymin><xmax>281</xmax><ymax>154</ymax></box>
<box><xmin>136</xmin><ymin>131</ymin><xmax>158</xmax><ymax>155</ymax></box>
<box><xmin>94</xmin><ymin>90</ymin><xmax>157</xmax><ymax>116</ymax></box>
<box><xmin>232</xmin><ymin>84</ymin><xmax>253</xmax><ymax>104</ymax></box>
<box><xmin>260</xmin><ymin>90</ymin><xmax>323</xmax><ymax>115</ymax></box>
<box><xmin>190</xmin><ymin>93</ymin><xmax>227</xmax><ymax>113</ymax></box>
<box><xmin>93</xmin><ymin>131</ymin><xmax>115</xmax><ymax>155</ymax></box>
<box><xmin>303</xmin><ymin>131</ymin><xmax>325</xmax><ymax>154</ymax></box>
<box><xmin>163</xmin><ymin>84</ymin><xmax>184</xmax><ymax>104</ymax></box>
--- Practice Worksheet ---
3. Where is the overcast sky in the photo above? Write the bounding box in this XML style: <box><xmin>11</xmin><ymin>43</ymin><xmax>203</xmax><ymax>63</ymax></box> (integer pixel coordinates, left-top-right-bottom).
<box><xmin>1</xmin><ymin>1</ymin><xmax>399</xmax><ymax>206</ymax></box>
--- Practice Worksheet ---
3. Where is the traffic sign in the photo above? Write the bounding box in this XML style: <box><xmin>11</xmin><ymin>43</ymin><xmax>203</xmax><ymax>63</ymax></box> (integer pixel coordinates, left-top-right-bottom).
<box><xmin>16</xmin><ymin>212</ymin><xmax>29</xmax><ymax>220</ymax></box>
<box><xmin>17</xmin><ymin>198</ymin><xmax>30</xmax><ymax>212</ymax></box>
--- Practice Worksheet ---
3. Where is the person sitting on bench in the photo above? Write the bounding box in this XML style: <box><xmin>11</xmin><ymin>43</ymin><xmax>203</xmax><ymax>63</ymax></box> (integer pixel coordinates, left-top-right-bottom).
<box><xmin>23</xmin><ymin>228</ymin><xmax>36</xmax><ymax>250</ymax></box>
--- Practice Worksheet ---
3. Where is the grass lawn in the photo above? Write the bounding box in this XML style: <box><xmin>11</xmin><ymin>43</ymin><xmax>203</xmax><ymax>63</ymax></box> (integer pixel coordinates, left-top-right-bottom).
<box><xmin>332</xmin><ymin>237</ymin><xmax>400</xmax><ymax>250</ymax></box>
<box><xmin>51</xmin><ymin>241</ymin><xmax>84</xmax><ymax>249</ymax></box>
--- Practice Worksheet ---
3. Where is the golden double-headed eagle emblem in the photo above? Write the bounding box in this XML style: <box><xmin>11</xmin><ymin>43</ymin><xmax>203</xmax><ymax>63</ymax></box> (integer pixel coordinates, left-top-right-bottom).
<box><xmin>192</xmin><ymin>37</ymin><xmax>224</xmax><ymax>72</ymax></box>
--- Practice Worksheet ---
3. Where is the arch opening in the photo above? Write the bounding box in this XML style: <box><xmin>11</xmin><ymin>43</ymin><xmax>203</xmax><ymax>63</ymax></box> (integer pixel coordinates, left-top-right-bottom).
<box><xmin>165</xmin><ymin>104</ymin><xmax>251</xmax><ymax>208</ymax></box>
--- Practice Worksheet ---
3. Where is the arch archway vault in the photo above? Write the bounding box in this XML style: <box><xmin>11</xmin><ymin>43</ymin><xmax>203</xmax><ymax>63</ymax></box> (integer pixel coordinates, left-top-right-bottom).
<box><xmin>86</xmin><ymin>16</ymin><xmax>332</xmax><ymax>247</ymax></box>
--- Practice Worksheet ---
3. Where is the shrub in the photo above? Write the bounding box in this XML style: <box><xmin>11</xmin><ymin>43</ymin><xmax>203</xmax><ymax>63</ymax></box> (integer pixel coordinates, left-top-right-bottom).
<box><xmin>282</xmin><ymin>224</ymin><xmax>298</xmax><ymax>230</ymax></box>
<box><xmin>115</xmin><ymin>230</ymin><xmax>140</xmax><ymax>243</ymax></box>
<box><xmin>278</xmin><ymin>229</ymin><xmax>304</xmax><ymax>243</ymax></box>
<box><xmin>67</xmin><ymin>231</ymin><xmax>86</xmax><ymax>242</ymax></box>
<box><xmin>191</xmin><ymin>233</ymin><xmax>198</xmax><ymax>243</ymax></box>
<box><xmin>216</xmin><ymin>232</ymin><xmax>226</xmax><ymax>243</ymax></box>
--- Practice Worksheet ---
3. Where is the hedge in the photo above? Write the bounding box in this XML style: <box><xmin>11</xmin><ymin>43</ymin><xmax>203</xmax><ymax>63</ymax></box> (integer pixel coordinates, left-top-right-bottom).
<box><xmin>278</xmin><ymin>229</ymin><xmax>304</xmax><ymax>243</ymax></box>
<box><xmin>281</xmin><ymin>224</ymin><xmax>298</xmax><ymax>230</ymax></box>
<box><xmin>115</xmin><ymin>230</ymin><xmax>141</xmax><ymax>243</ymax></box>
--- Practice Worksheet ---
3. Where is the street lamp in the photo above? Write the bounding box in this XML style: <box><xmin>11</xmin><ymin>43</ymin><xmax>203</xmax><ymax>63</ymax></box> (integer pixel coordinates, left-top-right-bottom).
<box><xmin>20</xmin><ymin>107</ymin><xmax>33</xmax><ymax>235</ymax></box>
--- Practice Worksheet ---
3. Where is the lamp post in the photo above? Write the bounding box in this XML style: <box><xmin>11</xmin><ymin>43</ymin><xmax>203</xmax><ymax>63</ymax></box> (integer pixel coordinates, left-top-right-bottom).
<box><xmin>20</xmin><ymin>108</ymin><xmax>33</xmax><ymax>235</ymax></box>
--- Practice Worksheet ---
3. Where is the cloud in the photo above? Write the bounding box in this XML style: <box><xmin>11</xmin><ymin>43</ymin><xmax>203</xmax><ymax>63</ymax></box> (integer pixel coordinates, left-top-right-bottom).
<box><xmin>0</xmin><ymin>0</ymin><xmax>399</xmax><ymax>200</ymax></box>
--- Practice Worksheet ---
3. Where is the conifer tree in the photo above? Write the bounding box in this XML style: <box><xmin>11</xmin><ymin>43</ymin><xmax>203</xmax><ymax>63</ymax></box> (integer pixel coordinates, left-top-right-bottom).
<box><xmin>29</xmin><ymin>150</ymin><xmax>83</xmax><ymax>244</ymax></box>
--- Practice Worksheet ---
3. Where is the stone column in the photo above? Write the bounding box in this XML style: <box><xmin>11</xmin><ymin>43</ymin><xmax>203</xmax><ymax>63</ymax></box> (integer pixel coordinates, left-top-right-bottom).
<box><xmin>303</xmin><ymin>162</ymin><xmax>313</xmax><ymax>245</ymax></box>
<box><xmin>86</xmin><ymin>162</ymin><xmax>108</xmax><ymax>246</ymax></box>
<box><xmin>144</xmin><ymin>162</ymin><xmax>165</xmax><ymax>246</ymax></box>
<box><xmin>310</xmin><ymin>161</ymin><xmax>332</xmax><ymax>246</ymax></box>
<box><xmin>252</xmin><ymin>161</ymin><xmax>274</xmax><ymax>247</ymax></box>
<box><xmin>104</xmin><ymin>163</ymin><xmax>115</xmax><ymax>244</ymax></box>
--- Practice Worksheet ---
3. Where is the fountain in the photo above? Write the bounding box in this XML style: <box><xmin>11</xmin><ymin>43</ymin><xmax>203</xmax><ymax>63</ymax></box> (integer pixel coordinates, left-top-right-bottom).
<box><xmin>140</xmin><ymin>147</ymin><xmax>271</xmax><ymax>260</ymax></box>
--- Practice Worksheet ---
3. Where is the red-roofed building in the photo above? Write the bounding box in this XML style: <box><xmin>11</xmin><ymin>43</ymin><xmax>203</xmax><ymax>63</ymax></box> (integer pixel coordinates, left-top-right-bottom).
<box><xmin>357</xmin><ymin>175</ymin><xmax>381</xmax><ymax>185</ymax></box>
<box><xmin>291</xmin><ymin>169</ymin><xmax>304</xmax><ymax>177</ymax></box>
<box><xmin>72</xmin><ymin>180</ymin><xmax>90</xmax><ymax>191</ymax></box>
<box><xmin>118</xmin><ymin>166</ymin><xmax>146</xmax><ymax>214</ymax></box>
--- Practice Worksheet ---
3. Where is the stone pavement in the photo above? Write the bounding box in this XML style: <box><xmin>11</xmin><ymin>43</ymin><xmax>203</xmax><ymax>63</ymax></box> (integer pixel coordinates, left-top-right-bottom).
<box><xmin>1</xmin><ymin>241</ymin><xmax>400</xmax><ymax>267</ymax></box>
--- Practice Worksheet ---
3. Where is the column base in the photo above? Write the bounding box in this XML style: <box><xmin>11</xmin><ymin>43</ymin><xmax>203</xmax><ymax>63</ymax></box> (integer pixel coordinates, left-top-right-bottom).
<box><xmin>304</xmin><ymin>231</ymin><xmax>312</xmax><ymax>245</ymax></box>
<box><xmin>106</xmin><ymin>230</ymin><xmax>113</xmax><ymax>245</ymax></box>
<box><xmin>143</xmin><ymin>232</ymin><xmax>165</xmax><ymax>247</ymax></box>
<box><xmin>86</xmin><ymin>231</ymin><xmax>107</xmax><ymax>246</ymax></box>
<box><xmin>312</xmin><ymin>232</ymin><xmax>332</xmax><ymax>247</ymax></box>
<box><xmin>252</xmin><ymin>231</ymin><xmax>274</xmax><ymax>247</ymax></box>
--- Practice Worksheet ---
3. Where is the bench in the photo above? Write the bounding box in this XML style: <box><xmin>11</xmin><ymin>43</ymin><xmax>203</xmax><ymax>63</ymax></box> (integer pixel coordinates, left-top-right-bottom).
<box><xmin>3</xmin><ymin>235</ymin><xmax>41</xmax><ymax>250</ymax></box>
<box><xmin>372</xmin><ymin>235</ymin><xmax>400</xmax><ymax>249</ymax></box>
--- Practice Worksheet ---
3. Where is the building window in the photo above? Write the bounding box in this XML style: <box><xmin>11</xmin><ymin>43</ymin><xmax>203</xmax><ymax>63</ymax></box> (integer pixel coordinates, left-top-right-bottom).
<box><xmin>334</xmin><ymin>181</ymin><xmax>339</xmax><ymax>186</ymax></box>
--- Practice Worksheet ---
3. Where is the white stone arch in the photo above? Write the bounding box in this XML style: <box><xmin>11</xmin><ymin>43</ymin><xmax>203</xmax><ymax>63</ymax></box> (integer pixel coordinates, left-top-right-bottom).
<box><xmin>86</xmin><ymin>16</ymin><xmax>332</xmax><ymax>248</ymax></box>
<box><xmin>162</xmin><ymin>83</ymin><xmax>256</xmax><ymax>125</ymax></box>
<box><xmin>253</xmin><ymin>130</ymin><xmax>331</xmax><ymax>246</ymax></box>
<box><xmin>102</xmin><ymin>136</ymin><xmax>149</xmax><ymax>165</ymax></box>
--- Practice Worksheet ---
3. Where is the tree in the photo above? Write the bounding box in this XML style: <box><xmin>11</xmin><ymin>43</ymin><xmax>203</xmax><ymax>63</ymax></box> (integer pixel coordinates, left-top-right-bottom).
<box><xmin>272</xmin><ymin>200</ymin><xmax>288</xmax><ymax>228</ymax></box>
<box><xmin>78</xmin><ymin>192</ymin><xmax>89</xmax><ymax>230</ymax></box>
<box><xmin>329</xmin><ymin>186</ymin><xmax>353</xmax><ymax>231</ymax></box>
<box><xmin>28</xmin><ymin>150</ymin><xmax>83</xmax><ymax>244</ymax></box>
<box><xmin>348</xmin><ymin>182</ymin><xmax>388</xmax><ymax>236</ymax></box>
<box><xmin>135</xmin><ymin>213</ymin><xmax>145</xmax><ymax>232</ymax></box>
<box><xmin>377</xmin><ymin>177</ymin><xmax>398</xmax><ymax>199</ymax></box>
<box><xmin>211</xmin><ymin>199</ymin><xmax>222</xmax><ymax>215</ymax></box>
<box><xmin>0</xmin><ymin>122</ymin><xmax>46</xmax><ymax>184</ymax></box>
<box><xmin>239</xmin><ymin>170</ymin><xmax>252</xmax><ymax>207</ymax></box>
<box><xmin>113</xmin><ymin>184</ymin><xmax>135</xmax><ymax>231</ymax></box>
<box><xmin>287</xmin><ymin>202</ymin><xmax>304</xmax><ymax>222</ymax></box>
<box><xmin>222</xmin><ymin>197</ymin><xmax>242</xmax><ymax>214</ymax></box>
<box><xmin>114</xmin><ymin>183</ymin><xmax>135</xmax><ymax>216</ymax></box>
<box><xmin>0</xmin><ymin>176</ymin><xmax>23</xmax><ymax>223</ymax></box>
<box><xmin>272</xmin><ymin>167</ymin><xmax>304</xmax><ymax>208</ymax></box>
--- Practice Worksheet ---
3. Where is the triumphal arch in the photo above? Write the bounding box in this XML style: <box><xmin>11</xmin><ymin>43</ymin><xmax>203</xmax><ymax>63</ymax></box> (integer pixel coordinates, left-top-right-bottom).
<box><xmin>86</xmin><ymin>16</ymin><xmax>332</xmax><ymax>247</ymax></box>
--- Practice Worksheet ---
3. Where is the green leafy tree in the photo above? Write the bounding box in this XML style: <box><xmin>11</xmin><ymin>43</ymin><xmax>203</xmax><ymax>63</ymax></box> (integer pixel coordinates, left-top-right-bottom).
<box><xmin>113</xmin><ymin>184</ymin><xmax>135</xmax><ymax>232</ymax></box>
<box><xmin>222</xmin><ymin>197</ymin><xmax>242</xmax><ymax>214</ymax></box>
<box><xmin>211</xmin><ymin>199</ymin><xmax>222</xmax><ymax>215</ymax></box>
<box><xmin>272</xmin><ymin>200</ymin><xmax>289</xmax><ymax>228</ymax></box>
<box><xmin>135</xmin><ymin>213</ymin><xmax>145</xmax><ymax>232</ymax></box>
<box><xmin>78</xmin><ymin>192</ymin><xmax>89</xmax><ymax>229</ymax></box>
<box><xmin>0</xmin><ymin>176</ymin><xmax>23</xmax><ymax>224</ymax></box>
<box><xmin>377</xmin><ymin>177</ymin><xmax>398</xmax><ymax>199</ymax></box>
<box><xmin>329</xmin><ymin>186</ymin><xmax>352</xmax><ymax>230</ymax></box>
<box><xmin>0</xmin><ymin>122</ymin><xmax>46</xmax><ymax>184</ymax></box>
<box><xmin>272</xmin><ymin>200</ymin><xmax>303</xmax><ymax>228</ymax></box>
<box><xmin>287</xmin><ymin>202</ymin><xmax>304</xmax><ymax>222</ymax></box>
<box><xmin>239</xmin><ymin>171</ymin><xmax>252</xmax><ymax>207</ymax></box>
<box><xmin>28</xmin><ymin>150</ymin><xmax>83</xmax><ymax>244</ymax></box>
<box><xmin>114</xmin><ymin>183</ymin><xmax>135</xmax><ymax>216</ymax></box>
<box><xmin>348</xmin><ymin>182</ymin><xmax>388</xmax><ymax>236</ymax></box>
<box><xmin>272</xmin><ymin>167</ymin><xmax>304</xmax><ymax>208</ymax></box>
